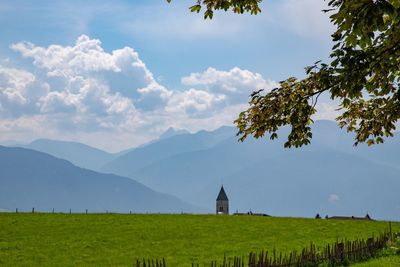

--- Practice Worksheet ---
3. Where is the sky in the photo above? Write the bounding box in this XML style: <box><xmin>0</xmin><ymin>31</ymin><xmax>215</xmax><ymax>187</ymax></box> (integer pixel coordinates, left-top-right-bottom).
<box><xmin>0</xmin><ymin>0</ymin><xmax>338</xmax><ymax>152</ymax></box>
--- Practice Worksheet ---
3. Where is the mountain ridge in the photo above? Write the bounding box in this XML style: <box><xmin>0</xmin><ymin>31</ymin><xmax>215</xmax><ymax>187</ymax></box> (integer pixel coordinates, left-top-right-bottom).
<box><xmin>2</xmin><ymin>121</ymin><xmax>399</xmax><ymax>220</ymax></box>
<box><xmin>19</xmin><ymin>139</ymin><xmax>116</xmax><ymax>171</ymax></box>
<box><xmin>0</xmin><ymin>146</ymin><xmax>200</xmax><ymax>213</ymax></box>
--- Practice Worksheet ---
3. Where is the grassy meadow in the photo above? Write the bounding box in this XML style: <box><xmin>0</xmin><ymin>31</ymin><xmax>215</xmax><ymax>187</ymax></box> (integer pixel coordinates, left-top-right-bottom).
<box><xmin>351</xmin><ymin>255</ymin><xmax>400</xmax><ymax>267</ymax></box>
<box><xmin>0</xmin><ymin>213</ymin><xmax>399</xmax><ymax>266</ymax></box>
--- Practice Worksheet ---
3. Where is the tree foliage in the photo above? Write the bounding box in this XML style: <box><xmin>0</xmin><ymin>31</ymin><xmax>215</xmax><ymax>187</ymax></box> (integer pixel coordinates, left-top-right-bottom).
<box><xmin>169</xmin><ymin>0</ymin><xmax>400</xmax><ymax>147</ymax></box>
<box><xmin>166</xmin><ymin>0</ymin><xmax>262</xmax><ymax>19</ymax></box>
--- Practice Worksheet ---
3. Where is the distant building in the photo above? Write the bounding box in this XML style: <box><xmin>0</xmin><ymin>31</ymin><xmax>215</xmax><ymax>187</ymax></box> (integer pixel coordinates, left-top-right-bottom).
<box><xmin>326</xmin><ymin>214</ymin><xmax>373</xmax><ymax>221</ymax></box>
<box><xmin>233</xmin><ymin>212</ymin><xmax>270</xmax><ymax>217</ymax></box>
<box><xmin>216</xmin><ymin>185</ymin><xmax>229</xmax><ymax>215</ymax></box>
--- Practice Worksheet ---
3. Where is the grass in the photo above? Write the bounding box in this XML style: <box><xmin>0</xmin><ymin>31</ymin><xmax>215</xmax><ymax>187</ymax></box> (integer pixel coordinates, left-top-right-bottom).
<box><xmin>0</xmin><ymin>213</ymin><xmax>399</xmax><ymax>266</ymax></box>
<box><xmin>350</xmin><ymin>238</ymin><xmax>400</xmax><ymax>267</ymax></box>
<box><xmin>352</xmin><ymin>255</ymin><xmax>400</xmax><ymax>266</ymax></box>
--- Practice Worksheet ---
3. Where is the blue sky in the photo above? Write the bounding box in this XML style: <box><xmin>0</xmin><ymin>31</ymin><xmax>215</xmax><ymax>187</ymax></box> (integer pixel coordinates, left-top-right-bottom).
<box><xmin>0</xmin><ymin>0</ymin><xmax>338</xmax><ymax>151</ymax></box>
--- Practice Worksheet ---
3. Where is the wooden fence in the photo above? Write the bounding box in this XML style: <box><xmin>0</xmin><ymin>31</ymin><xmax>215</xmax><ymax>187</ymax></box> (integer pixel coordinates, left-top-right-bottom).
<box><xmin>135</xmin><ymin>228</ymin><xmax>396</xmax><ymax>267</ymax></box>
<box><xmin>135</xmin><ymin>258</ymin><xmax>167</xmax><ymax>267</ymax></box>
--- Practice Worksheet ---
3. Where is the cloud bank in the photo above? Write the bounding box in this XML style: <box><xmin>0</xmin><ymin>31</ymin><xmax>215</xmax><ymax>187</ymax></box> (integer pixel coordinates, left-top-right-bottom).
<box><xmin>1</xmin><ymin>35</ymin><xmax>280</xmax><ymax>151</ymax></box>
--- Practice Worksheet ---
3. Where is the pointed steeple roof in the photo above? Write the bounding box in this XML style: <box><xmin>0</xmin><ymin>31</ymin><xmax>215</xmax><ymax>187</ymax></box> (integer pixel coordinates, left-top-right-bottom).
<box><xmin>216</xmin><ymin>185</ymin><xmax>228</xmax><ymax>201</ymax></box>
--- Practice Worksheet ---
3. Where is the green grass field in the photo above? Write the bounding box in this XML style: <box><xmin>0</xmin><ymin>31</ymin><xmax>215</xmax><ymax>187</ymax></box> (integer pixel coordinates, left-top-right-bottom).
<box><xmin>352</xmin><ymin>255</ymin><xmax>400</xmax><ymax>267</ymax></box>
<box><xmin>0</xmin><ymin>213</ymin><xmax>399</xmax><ymax>266</ymax></box>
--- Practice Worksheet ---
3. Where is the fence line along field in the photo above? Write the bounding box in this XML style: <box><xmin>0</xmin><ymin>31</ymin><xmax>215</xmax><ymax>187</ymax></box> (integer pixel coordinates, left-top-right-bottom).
<box><xmin>1</xmin><ymin>213</ymin><xmax>399</xmax><ymax>266</ymax></box>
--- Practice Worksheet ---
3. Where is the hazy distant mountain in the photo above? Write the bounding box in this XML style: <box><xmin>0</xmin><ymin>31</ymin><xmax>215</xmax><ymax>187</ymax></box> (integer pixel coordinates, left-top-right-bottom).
<box><xmin>113</xmin><ymin>127</ymin><xmax>191</xmax><ymax>158</ymax></box>
<box><xmin>102</xmin><ymin>120</ymin><xmax>400</xmax><ymax>220</ymax></box>
<box><xmin>5</xmin><ymin>121</ymin><xmax>399</xmax><ymax>220</ymax></box>
<box><xmin>196</xmin><ymin>148</ymin><xmax>400</xmax><ymax>220</ymax></box>
<box><xmin>0</xmin><ymin>146</ymin><xmax>198</xmax><ymax>213</ymax></box>
<box><xmin>309</xmin><ymin>120</ymin><xmax>400</xmax><ymax>170</ymax></box>
<box><xmin>0</xmin><ymin>140</ymin><xmax>20</xmax><ymax>146</ymax></box>
<box><xmin>159</xmin><ymin>127</ymin><xmax>190</xmax><ymax>140</ymax></box>
<box><xmin>102</xmin><ymin>126</ymin><xmax>234</xmax><ymax>178</ymax></box>
<box><xmin>21</xmin><ymin>139</ymin><xmax>116</xmax><ymax>171</ymax></box>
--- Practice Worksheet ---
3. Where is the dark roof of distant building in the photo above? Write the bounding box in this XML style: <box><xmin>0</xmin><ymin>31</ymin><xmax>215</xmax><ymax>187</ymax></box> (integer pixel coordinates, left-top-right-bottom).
<box><xmin>216</xmin><ymin>186</ymin><xmax>228</xmax><ymax>201</ymax></box>
<box><xmin>233</xmin><ymin>212</ymin><xmax>270</xmax><ymax>217</ymax></box>
<box><xmin>326</xmin><ymin>214</ymin><xmax>372</xmax><ymax>221</ymax></box>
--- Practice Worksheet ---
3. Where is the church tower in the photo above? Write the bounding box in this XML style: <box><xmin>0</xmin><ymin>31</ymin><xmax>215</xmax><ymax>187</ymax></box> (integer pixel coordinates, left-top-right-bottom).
<box><xmin>216</xmin><ymin>185</ymin><xmax>229</xmax><ymax>214</ymax></box>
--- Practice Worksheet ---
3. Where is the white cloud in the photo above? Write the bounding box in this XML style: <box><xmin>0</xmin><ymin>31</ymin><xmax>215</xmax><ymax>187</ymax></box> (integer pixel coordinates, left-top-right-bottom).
<box><xmin>11</xmin><ymin>36</ymin><xmax>118</xmax><ymax>76</ymax></box>
<box><xmin>166</xmin><ymin>88</ymin><xmax>226</xmax><ymax>116</ymax></box>
<box><xmin>0</xmin><ymin>66</ymin><xmax>49</xmax><ymax>117</ymax></box>
<box><xmin>181</xmin><ymin>67</ymin><xmax>278</xmax><ymax>104</ymax></box>
<box><xmin>313</xmin><ymin>102</ymin><xmax>341</xmax><ymax>121</ymax></box>
<box><xmin>3</xmin><ymin>36</ymin><xmax>263</xmax><ymax>150</ymax></box>
<box><xmin>164</xmin><ymin>103</ymin><xmax>249</xmax><ymax>134</ymax></box>
<box><xmin>0</xmin><ymin>67</ymin><xmax>35</xmax><ymax>105</ymax></box>
<box><xmin>39</xmin><ymin>91</ymin><xmax>77</xmax><ymax>113</ymax></box>
<box><xmin>10</xmin><ymin>35</ymin><xmax>165</xmax><ymax>108</ymax></box>
<box><xmin>328</xmin><ymin>194</ymin><xmax>340</xmax><ymax>203</ymax></box>
<box><xmin>1</xmin><ymin>35</ymin><xmax>335</xmax><ymax>151</ymax></box>
<box><xmin>182</xmin><ymin>67</ymin><xmax>270</xmax><ymax>91</ymax></box>
<box><xmin>1</xmin><ymin>36</ymin><xmax>157</xmax><ymax>137</ymax></box>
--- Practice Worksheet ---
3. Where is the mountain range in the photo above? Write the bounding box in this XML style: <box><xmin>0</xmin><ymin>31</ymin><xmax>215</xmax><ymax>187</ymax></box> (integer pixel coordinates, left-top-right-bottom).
<box><xmin>1</xmin><ymin>121</ymin><xmax>399</xmax><ymax>220</ymax></box>
<box><xmin>15</xmin><ymin>127</ymin><xmax>190</xmax><ymax>171</ymax></box>
<box><xmin>0</xmin><ymin>146</ymin><xmax>198</xmax><ymax>213</ymax></box>
<box><xmin>21</xmin><ymin>139</ymin><xmax>115</xmax><ymax>171</ymax></box>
